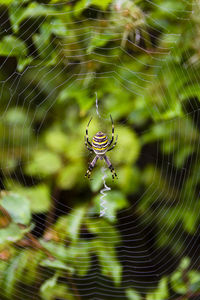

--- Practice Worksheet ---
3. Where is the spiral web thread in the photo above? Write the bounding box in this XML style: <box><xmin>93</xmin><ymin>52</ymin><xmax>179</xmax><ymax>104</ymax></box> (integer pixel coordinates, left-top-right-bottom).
<box><xmin>0</xmin><ymin>1</ymin><xmax>197</xmax><ymax>298</ymax></box>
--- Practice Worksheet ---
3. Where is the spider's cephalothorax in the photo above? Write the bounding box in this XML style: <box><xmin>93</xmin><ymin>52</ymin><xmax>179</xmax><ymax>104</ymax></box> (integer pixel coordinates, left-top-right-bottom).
<box><xmin>84</xmin><ymin>115</ymin><xmax>118</xmax><ymax>179</ymax></box>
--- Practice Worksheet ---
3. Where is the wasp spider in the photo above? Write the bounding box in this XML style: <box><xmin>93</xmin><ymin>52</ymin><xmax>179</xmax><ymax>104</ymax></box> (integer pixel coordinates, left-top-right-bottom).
<box><xmin>85</xmin><ymin>115</ymin><xmax>118</xmax><ymax>179</ymax></box>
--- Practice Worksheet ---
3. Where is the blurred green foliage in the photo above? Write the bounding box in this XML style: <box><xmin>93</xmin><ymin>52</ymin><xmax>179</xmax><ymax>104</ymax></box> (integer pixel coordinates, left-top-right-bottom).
<box><xmin>0</xmin><ymin>0</ymin><xmax>200</xmax><ymax>299</ymax></box>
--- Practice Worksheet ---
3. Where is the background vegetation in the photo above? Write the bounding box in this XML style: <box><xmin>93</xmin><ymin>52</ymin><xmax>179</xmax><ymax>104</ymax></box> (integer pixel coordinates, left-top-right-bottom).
<box><xmin>0</xmin><ymin>0</ymin><xmax>200</xmax><ymax>299</ymax></box>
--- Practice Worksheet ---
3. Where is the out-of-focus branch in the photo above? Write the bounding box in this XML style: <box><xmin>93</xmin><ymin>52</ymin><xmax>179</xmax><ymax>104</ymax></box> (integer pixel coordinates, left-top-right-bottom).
<box><xmin>175</xmin><ymin>291</ymin><xmax>200</xmax><ymax>300</ymax></box>
<box><xmin>67</xmin><ymin>274</ymin><xmax>81</xmax><ymax>300</ymax></box>
<box><xmin>44</xmin><ymin>183</ymin><xmax>60</xmax><ymax>234</ymax></box>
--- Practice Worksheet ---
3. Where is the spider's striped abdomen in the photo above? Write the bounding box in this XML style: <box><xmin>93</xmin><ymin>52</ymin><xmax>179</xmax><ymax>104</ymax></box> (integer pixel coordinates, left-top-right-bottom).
<box><xmin>92</xmin><ymin>131</ymin><xmax>109</xmax><ymax>155</ymax></box>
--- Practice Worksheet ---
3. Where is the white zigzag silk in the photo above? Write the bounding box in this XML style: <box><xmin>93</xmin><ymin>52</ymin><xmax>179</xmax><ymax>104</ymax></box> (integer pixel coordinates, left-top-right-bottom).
<box><xmin>100</xmin><ymin>167</ymin><xmax>111</xmax><ymax>217</ymax></box>
<box><xmin>95</xmin><ymin>92</ymin><xmax>112</xmax><ymax>217</ymax></box>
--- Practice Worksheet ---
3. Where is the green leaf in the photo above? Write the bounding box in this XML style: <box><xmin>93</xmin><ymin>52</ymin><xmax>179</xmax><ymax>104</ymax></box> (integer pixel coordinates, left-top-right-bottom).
<box><xmin>0</xmin><ymin>107</ymin><xmax>32</xmax><ymax>148</ymax></box>
<box><xmin>92</xmin><ymin>0</ymin><xmax>112</xmax><ymax>9</ymax></box>
<box><xmin>179</xmin><ymin>257</ymin><xmax>191</xmax><ymax>271</ymax></box>
<box><xmin>17</xmin><ymin>56</ymin><xmax>33</xmax><ymax>72</ymax></box>
<box><xmin>146</xmin><ymin>277</ymin><xmax>168</xmax><ymax>300</ymax></box>
<box><xmin>3</xmin><ymin>251</ymin><xmax>30</xmax><ymax>298</ymax></box>
<box><xmin>74</xmin><ymin>0</ymin><xmax>112</xmax><ymax>14</ymax></box>
<box><xmin>1</xmin><ymin>193</ymin><xmax>31</xmax><ymax>225</ymax></box>
<box><xmin>111</xmin><ymin>127</ymin><xmax>140</xmax><ymax>165</ymax></box>
<box><xmin>171</xmin><ymin>258</ymin><xmax>200</xmax><ymax>295</ymax></box>
<box><xmin>139</xmin><ymin>165</ymin><xmax>179</xmax><ymax>212</ymax></box>
<box><xmin>67</xmin><ymin>206</ymin><xmax>86</xmax><ymax>241</ymax></box>
<box><xmin>92</xmin><ymin>190</ymin><xmax>128</xmax><ymax>222</ymax></box>
<box><xmin>5</xmin><ymin>181</ymin><xmax>51</xmax><ymax>213</ymax></box>
<box><xmin>92</xmin><ymin>239</ymin><xmax>122</xmax><ymax>285</ymax></box>
<box><xmin>65</xmin><ymin>242</ymin><xmax>91</xmax><ymax>276</ymax></box>
<box><xmin>53</xmin><ymin>216</ymin><xmax>69</xmax><ymax>240</ymax></box>
<box><xmin>40</xmin><ymin>273</ymin><xmax>75</xmax><ymax>300</ymax></box>
<box><xmin>73</xmin><ymin>245</ymin><xmax>91</xmax><ymax>276</ymax></box>
<box><xmin>52</xmin><ymin>205</ymin><xmax>86</xmax><ymax>242</ymax></box>
<box><xmin>50</xmin><ymin>18</ymin><xmax>67</xmax><ymax>36</ymax></box>
<box><xmin>87</xmin><ymin>33</ymin><xmax>114</xmax><ymax>53</ymax></box>
<box><xmin>190</xmin><ymin>279</ymin><xmax>200</xmax><ymax>293</ymax></box>
<box><xmin>23</xmin><ymin>250</ymin><xmax>44</xmax><ymax>285</ymax></box>
<box><xmin>0</xmin><ymin>154</ymin><xmax>18</xmax><ymax>174</ymax></box>
<box><xmin>40</xmin><ymin>239</ymin><xmax>91</xmax><ymax>276</ymax></box>
<box><xmin>126</xmin><ymin>288</ymin><xmax>141</xmax><ymax>300</ymax></box>
<box><xmin>171</xmin><ymin>270</ymin><xmax>188</xmax><ymax>294</ymax></box>
<box><xmin>0</xmin><ymin>0</ymin><xmax>15</xmax><ymax>4</ymax></box>
<box><xmin>40</xmin><ymin>240</ymin><xmax>68</xmax><ymax>261</ymax></box>
<box><xmin>0</xmin><ymin>223</ymin><xmax>32</xmax><ymax>245</ymax></box>
<box><xmin>174</xmin><ymin>145</ymin><xmax>194</xmax><ymax>168</ymax></box>
<box><xmin>17</xmin><ymin>184</ymin><xmax>51</xmax><ymax>214</ymax></box>
<box><xmin>180</xmin><ymin>83</ymin><xmax>200</xmax><ymax>101</ymax></box>
<box><xmin>32</xmin><ymin>22</ymin><xmax>57</xmax><ymax>60</ymax></box>
<box><xmin>0</xmin><ymin>36</ymin><xmax>27</xmax><ymax>56</ymax></box>
<box><xmin>57</xmin><ymin>85</ymin><xmax>94</xmax><ymax>113</ymax></box>
<box><xmin>40</xmin><ymin>273</ymin><xmax>58</xmax><ymax>300</ymax></box>
<box><xmin>188</xmin><ymin>271</ymin><xmax>200</xmax><ymax>292</ymax></box>
<box><xmin>44</xmin><ymin>129</ymin><xmax>68</xmax><ymax>153</ymax></box>
<box><xmin>40</xmin><ymin>259</ymin><xmax>74</xmax><ymax>273</ymax></box>
<box><xmin>86</xmin><ymin>218</ymin><xmax>121</xmax><ymax>245</ymax></box>
<box><xmin>118</xmin><ymin>166</ymin><xmax>141</xmax><ymax>194</ymax></box>
<box><xmin>4</xmin><ymin>107</ymin><xmax>27</xmax><ymax>125</ymax></box>
<box><xmin>9</xmin><ymin>2</ymin><xmax>56</xmax><ymax>33</ymax></box>
<box><xmin>89</xmin><ymin>169</ymin><xmax>104</xmax><ymax>192</ymax></box>
<box><xmin>25</xmin><ymin>150</ymin><xmax>62</xmax><ymax>177</ymax></box>
<box><xmin>171</xmin><ymin>258</ymin><xmax>190</xmax><ymax>294</ymax></box>
<box><xmin>63</xmin><ymin>136</ymin><xmax>84</xmax><ymax>160</ymax></box>
<box><xmin>57</xmin><ymin>163</ymin><xmax>83</xmax><ymax>189</ymax></box>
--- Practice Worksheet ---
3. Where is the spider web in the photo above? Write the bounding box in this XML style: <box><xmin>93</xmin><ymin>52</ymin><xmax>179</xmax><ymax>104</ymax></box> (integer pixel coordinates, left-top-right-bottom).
<box><xmin>0</xmin><ymin>0</ymin><xmax>199</xmax><ymax>299</ymax></box>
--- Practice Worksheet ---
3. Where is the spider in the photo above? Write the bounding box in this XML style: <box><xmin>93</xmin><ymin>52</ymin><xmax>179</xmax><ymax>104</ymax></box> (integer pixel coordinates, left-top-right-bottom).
<box><xmin>84</xmin><ymin>115</ymin><xmax>118</xmax><ymax>179</ymax></box>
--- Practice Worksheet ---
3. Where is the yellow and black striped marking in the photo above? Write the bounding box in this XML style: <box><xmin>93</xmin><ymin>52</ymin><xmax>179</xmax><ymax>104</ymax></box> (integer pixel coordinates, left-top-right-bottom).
<box><xmin>84</xmin><ymin>115</ymin><xmax>118</xmax><ymax>179</ymax></box>
<box><xmin>92</xmin><ymin>132</ymin><xmax>109</xmax><ymax>155</ymax></box>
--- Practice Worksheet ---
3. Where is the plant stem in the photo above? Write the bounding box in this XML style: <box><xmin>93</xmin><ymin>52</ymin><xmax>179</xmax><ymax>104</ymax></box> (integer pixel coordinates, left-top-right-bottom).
<box><xmin>0</xmin><ymin>205</ymin><xmax>11</xmax><ymax>223</ymax></box>
<box><xmin>175</xmin><ymin>291</ymin><xmax>200</xmax><ymax>300</ymax></box>
<box><xmin>44</xmin><ymin>184</ymin><xmax>60</xmax><ymax>233</ymax></box>
<box><xmin>26</xmin><ymin>232</ymin><xmax>54</xmax><ymax>261</ymax></box>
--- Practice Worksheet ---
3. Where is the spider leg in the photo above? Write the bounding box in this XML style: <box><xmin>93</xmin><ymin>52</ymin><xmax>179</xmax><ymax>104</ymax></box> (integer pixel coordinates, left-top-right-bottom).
<box><xmin>108</xmin><ymin>114</ymin><xmax>114</xmax><ymax>147</ymax></box>
<box><xmin>85</xmin><ymin>156</ymin><xmax>99</xmax><ymax>179</ymax></box>
<box><xmin>84</xmin><ymin>136</ymin><xmax>93</xmax><ymax>152</ymax></box>
<box><xmin>86</xmin><ymin>117</ymin><xmax>93</xmax><ymax>147</ymax></box>
<box><xmin>107</xmin><ymin>134</ymin><xmax>118</xmax><ymax>152</ymax></box>
<box><xmin>104</xmin><ymin>155</ymin><xmax>118</xmax><ymax>180</ymax></box>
